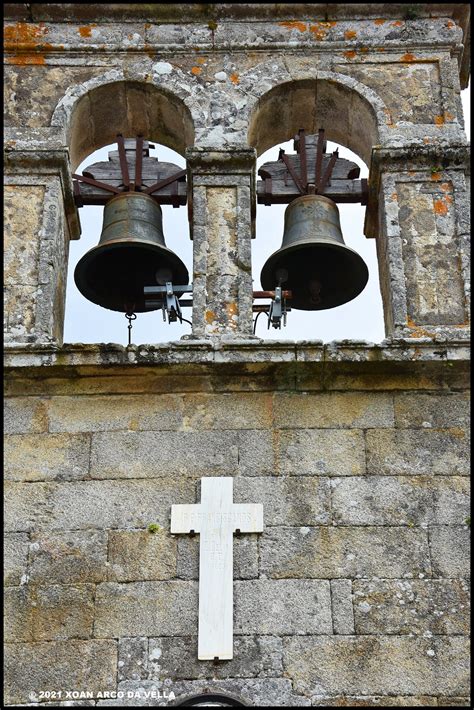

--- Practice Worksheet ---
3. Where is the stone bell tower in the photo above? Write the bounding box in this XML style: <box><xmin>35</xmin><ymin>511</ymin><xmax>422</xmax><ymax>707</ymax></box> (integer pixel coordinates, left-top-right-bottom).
<box><xmin>4</xmin><ymin>4</ymin><xmax>470</xmax><ymax>707</ymax></box>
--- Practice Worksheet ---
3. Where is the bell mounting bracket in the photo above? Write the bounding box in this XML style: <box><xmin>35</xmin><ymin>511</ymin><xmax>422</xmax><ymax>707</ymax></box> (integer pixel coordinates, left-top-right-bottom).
<box><xmin>72</xmin><ymin>134</ymin><xmax>187</xmax><ymax>208</ymax></box>
<box><xmin>257</xmin><ymin>128</ymin><xmax>368</xmax><ymax>206</ymax></box>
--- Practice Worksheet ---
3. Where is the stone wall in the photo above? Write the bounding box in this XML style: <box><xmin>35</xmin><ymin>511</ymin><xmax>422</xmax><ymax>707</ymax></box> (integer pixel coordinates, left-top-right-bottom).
<box><xmin>3</xmin><ymin>3</ymin><xmax>470</xmax><ymax>707</ymax></box>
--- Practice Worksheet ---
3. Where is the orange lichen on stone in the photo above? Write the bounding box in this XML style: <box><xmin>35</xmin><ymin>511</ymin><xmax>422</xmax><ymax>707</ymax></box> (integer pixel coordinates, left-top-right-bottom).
<box><xmin>279</xmin><ymin>21</ymin><xmax>307</xmax><ymax>32</ymax></box>
<box><xmin>433</xmin><ymin>197</ymin><xmax>451</xmax><ymax>215</ymax></box>
<box><xmin>440</xmin><ymin>182</ymin><xmax>451</xmax><ymax>192</ymax></box>
<box><xmin>374</xmin><ymin>19</ymin><xmax>386</xmax><ymax>25</ymax></box>
<box><xmin>430</xmin><ymin>172</ymin><xmax>442</xmax><ymax>181</ymax></box>
<box><xmin>343</xmin><ymin>50</ymin><xmax>357</xmax><ymax>60</ymax></box>
<box><xmin>391</xmin><ymin>20</ymin><xmax>404</xmax><ymax>27</ymax></box>
<box><xmin>434</xmin><ymin>115</ymin><xmax>445</xmax><ymax>125</ymax></box>
<box><xmin>230</xmin><ymin>72</ymin><xmax>240</xmax><ymax>85</ymax></box>
<box><xmin>344</xmin><ymin>30</ymin><xmax>357</xmax><ymax>39</ymax></box>
<box><xmin>406</xmin><ymin>317</ymin><xmax>434</xmax><ymax>338</ymax></box>
<box><xmin>391</xmin><ymin>192</ymin><xmax>398</xmax><ymax>201</ymax></box>
<box><xmin>78</xmin><ymin>25</ymin><xmax>97</xmax><ymax>37</ymax></box>
<box><xmin>444</xmin><ymin>111</ymin><xmax>455</xmax><ymax>121</ymax></box>
<box><xmin>423</xmin><ymin>137</ymin><xmax>433</xmax><ymax>144</ymax></box>
<box><xmin>191</xmin><ymin>66</ymin><xmax>202</xmax><ymax>75</ymax></box>
<box><xmin>197</xmin><ymin>57</ymin><xmax>206</xmax><ymax>64</ymax></box>
<box><xmin>446</xmin><ymin>20</ymin><xmax>455</xmax><ymax>29</ymax></box>
<box><xmin>4</xmin><ymin>21</ymin><xmax>48</xmax><ymax>44</ymax></box>
<box><xmin>205</xmin><ymin>309</ymin><xmax>216</xmax><ymax>324</ymax></box>
<box><xmin>376</xmin><ymin>47</ymin><xmax>385</xmax><ymax>52</ymax></box>
<box><xmin>360</xmin><ymin>47</ymin><xmax>369</xmax><ymax>53</ymax></box>
<box><xmin>401</xmin><ymin>53</ymin><xmax>416</xmax><ymax>62</ymax></box>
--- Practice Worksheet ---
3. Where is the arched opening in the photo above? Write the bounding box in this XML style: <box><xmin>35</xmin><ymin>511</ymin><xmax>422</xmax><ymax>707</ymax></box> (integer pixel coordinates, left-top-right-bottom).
<box><xmin>248</xmin><ymin>77</ymin><xmax>385</xmax><ymax>342</ymax></box>
<box><xmin>63</xmin><ymin>80</ymin><xmax>194</xmax><ymax>345</ymax></box>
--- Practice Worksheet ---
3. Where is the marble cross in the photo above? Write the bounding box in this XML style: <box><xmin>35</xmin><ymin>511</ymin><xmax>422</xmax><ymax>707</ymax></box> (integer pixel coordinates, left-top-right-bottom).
<box><xmin>171</xmin><ymin>477</ymin><xmax>263</xmax><ymax>660</ymax></box>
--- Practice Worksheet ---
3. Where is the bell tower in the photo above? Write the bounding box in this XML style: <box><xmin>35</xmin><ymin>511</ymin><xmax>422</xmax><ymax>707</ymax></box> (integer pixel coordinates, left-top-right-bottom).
<box><xmin>4</xmin><ymin>4</ymin><xmax>470</xmax><ymax>707</ymax></box>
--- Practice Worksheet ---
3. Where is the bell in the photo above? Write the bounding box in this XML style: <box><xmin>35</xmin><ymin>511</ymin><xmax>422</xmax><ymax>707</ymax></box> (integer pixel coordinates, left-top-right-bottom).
<box><xmin>260</xmin><ymin>194</ymin><xmax>369</xmax><ymax>310</ymax></box>
<box><xmin>74</xmin><ymin>192</ymin><xmax>189</xmax><ymax>313</ymax></box>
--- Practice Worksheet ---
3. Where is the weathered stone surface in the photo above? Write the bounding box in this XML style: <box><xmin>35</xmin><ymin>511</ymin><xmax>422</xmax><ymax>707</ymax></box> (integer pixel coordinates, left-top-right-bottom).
<box><xmin>234</xmin><ymin>579</ymin><xmax>332</xmax><ymax>634</ymax></box>
<box><xmin>4</xmin><ymin>433</ymin><xmax>91</xmax><ymax>481</ymax></box>
<box><xmin>236</xmin><ymin>430</ymin><xmax>276</xmax><ymax>475</ymax></box>
<box><xmin>278</xmin><ymin>429</ymin><xmax>366</xmax><ymax>475</ymax></box>
<box><xmin>311</xmin><ymin>695</ymin><xmax>439</xmax><ymax>706</ymax></box>
<box><xmin>118</xmin><ymin>637</ymin><xmax>148</xmax><ymax>682</ymax></box>
<box><xmin>234</xmin><ymin>475</ymin><xmax>331</xmax><ymax>525</ymax></box>
<box><xmin>366</xmin><ymin>429</ymin><xmax>470</xmax><ymax>475</ymax></box>
<box><xmin>90</xmin><ymin>430</ymin><xmax>239</xmax><ymax>478</ymax></box>
<box><xmin>429</xmin><ymin>526</ymin><xmax>471</xmax><ymax>578</ymax></box>
<box><xmin>5</xmin><ymin>479</ymin><xmax>194</xmax><ymax>532</ymax></box>
<box><xmin>47</xmin><ymin>394</ymin><xmax>184</xmax><ymax>433</ymax></box>
<box><xmin>4</xmin><ymin>532</ymin><xmax>29</xmax><ymax>585</ymax></box>
<box><xmin>4</xmin><ymin>397</ymin><xmax>48</xmax><ymax>434</ymax></box>
<box><xmin>394</xmin><ymin>392</ymin><xmax>470</xmax><ymax>429</ymax></box>
<box><xmin>5</xmin><ymin>584</ymin><xmax>95</xmax><ymax>642</ymax></box>
<box><xmin>331</xmin><ymin>476</ymin><xmax>470</xmax><ymax>526</ymax></box>
<box><xmin>4</xmin><ymin>185</ymin><xmax>43</xmax><ymax>287</ymax></box>
<box><xmin>260</xmin><ymin>527</ymin><xmax>431</xmax><ymax>579</ymax></box>
<box><xmin>147</xmin><ymin>635</ymin><xmax>283</xmax><ymax>680</ymax></box>
<box><xmin>331</xmin><ymin>579</ymin><xmax>355</xmax><ymax>634</ymax></box>
<box><xmin>28</xmin><ymin>530</ymin><xmax>108</xmax><ymax>584</ymax></box>
<box><xmin>182</xmin><ymin>392</ymin><xmax>272</xmax><ymax>429</ymax></box>
<box><xmin>177</xmin><ymin>534</ymin><xmax>258</xmax><ymax>580</ymax></box>
<box><xmin>284</xmin><ymin>636</ymin><xmax>470</xmax><ymax>696</ymax></box>
<box><xmin>94</xmin><ymin>581</ymin><xmax>197</xmax><ymax>637</ymax></box>
<box><xmin>4</xmin><ymin>640</ymin><xmax>117</xmax><ymax>705</ymax></box>
<box><xmin>273</xmin><ymin>392</ymin><xmax>394</xmax><ymax>429</ymax></box>
<box><xmin>353</xmin><ymin>579</ymin><xmax>470</xmax><ymax>635</ymax></box>
<box><xmin>108</xmin><ymin>530</ymin><xmax>177</xmax><ymax>581</ymax></box>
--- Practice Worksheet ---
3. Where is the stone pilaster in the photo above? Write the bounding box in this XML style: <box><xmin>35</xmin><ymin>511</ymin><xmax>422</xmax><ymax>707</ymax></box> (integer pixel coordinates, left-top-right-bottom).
<box><xmin>186</xmin><ymin>147</ymin><xmax>256</xmax><ymax>339</ymax></box>
<box><xmin>4</xmin><ymin>137</ymin><xmax>81</xmax><ymax>346</ymax></box>
<box><xmin>365</xmin><ymin>144</ymin><xmax>470</xmax><ymax>340</ymax></box>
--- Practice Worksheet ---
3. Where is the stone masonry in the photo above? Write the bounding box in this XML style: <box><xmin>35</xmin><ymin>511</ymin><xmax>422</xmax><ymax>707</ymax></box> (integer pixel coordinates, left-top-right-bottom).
<box><xmin>3</xmin><ymin>4</ymin><xmax>470</xmax><ymax>707</ymax></box>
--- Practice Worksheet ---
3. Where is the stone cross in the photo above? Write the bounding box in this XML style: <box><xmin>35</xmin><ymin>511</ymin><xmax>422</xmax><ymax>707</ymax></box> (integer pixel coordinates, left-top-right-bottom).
<box><xmin>171</xmin><ymin>477</ymin><xmax>263</xmax><ymax>660</ymax></box>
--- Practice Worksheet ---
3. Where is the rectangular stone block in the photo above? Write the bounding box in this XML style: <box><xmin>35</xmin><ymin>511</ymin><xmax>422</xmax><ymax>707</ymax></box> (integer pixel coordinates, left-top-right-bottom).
<box><xmin>147</xmin><ymin>635</ymin><xmax>283</xmax><ymax>680</ymax></box>
<box><xmin>182</xmin><ymin>392</ymin><xmax>272</xmax><ymax>429</ymax></box>
<box><xmin>331</xmin><ymin>476</ymin><xmax>470</xmax><ymax>526</ymax></box>
<box><xmin>47</xmin><ymin>394</ymin><xmax>184</xmax><ymax>433</ymax></box>
<box><xmin>366</xmin><ymin>429</ymin><xmax>470</xmax><ymax>475</ymax></box>
<box><xmin>311</xmin><ymin>695</ymin><xmax>439</xmax><ymax>706</ymax></box>
<box><xmin>273</xmin><ymin>392</ymin><xmax>394</xmax><ymax>429</ymax></box>
<box><xmin>4</xmin><ymin>640</ymin><xmax>117</xmax><ymax>705</ymax></box>
<box><xmin>278</xmin><ymin>429</ymin><xmax>366</xmax><ymax>475</ymax></box>
<box><xmin>234</xmin><ymin>475</ymin><xmax>331</xmax><ymax>525</ymax></box>
<box><xmin>118</xmin><ymin>637</ymin><xmax>148</xmax><ymax>682</ymax></box>
<box><xmin>284</xmin><ymin>636</ymin><xmax>470</xmax><ymax>696</ymax></box>
<box><xmin>90</xmin><ymin>430</ymin><xmax>239</xmax><ymax>478</ymax></box>
<box><xmin>4</xmin><ymin>397</ymin><xmax>48</xmax><ymax>434</ymax></box>
<box><xmin>94</xmin><ymin>581</ymin><xmax>197</xmax><ymax>637</ymax></box>
<box><xmin>4</xmin><ymin>433</ymin><xmax>91</xmax><ymax>481</ymax></box>
<box><xmin>429</xmin><ymin>526</ymin><xmax>471</xmax><ymax>578</ymax></box>
<box><xmin>4</xmin><ymin>584</ymin><xmax>95</xmax><ymax>642</ymax></box>
<box><xmin>28</xmin><ymin>530</ymin><xmax>108</xmax><ymax>584</ymax></box>
<box><xmin>260</xmin><ymin>527</ymin><xmax>431</xmax><ymax>579</ymax></box>
<box><xmin>4</xmin><ymin>185</ymin><xmax>44</xmax><ymax>287</ymax></box>
<box><xmin>177</xmin><ymin>534</ymin><xmax>258</xmax><ymax>580</ymax></box>
<box><xmin>5</xmin><ymin>479</ymin><xmax>195</xmax><ymax>532</ymax></box>
<box><xmin>4</xmin><ymin>532</ymin><xmax>29</xmax><ymax>585</ymax></box>
<box><xmin>331</xmin><ymin>579</ymin><xmax>355</xmax><ymax>634</ymax></box>
<box><xmin>237</xmin><ymin>430</ymin><xmax>276</xmax><ymax>476</ymax></box>
<box><xmin>234</xmin><ymin>579</ymin><xmax>332</xmax><ymax>635</ymax></box>
<box><xmin>352</xmin><ymin>579</ymin><xmax>470</xmax><ymax>635</ymax></box>
<box><xmin>394</xmin><ymin>393</ymin><xmax>470</xmax><ymax>428</ymax></box>
<box><xmin>108</xmin><ymin>530</ymin><xmax>177</xmax><ymax>581</ymax></box>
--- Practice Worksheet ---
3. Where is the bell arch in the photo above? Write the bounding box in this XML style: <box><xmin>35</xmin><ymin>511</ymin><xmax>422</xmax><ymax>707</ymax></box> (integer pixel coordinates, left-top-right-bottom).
<box><xmin>51</xmin><ymin>72</ymin><xmax>196</xmax><ymax>170</ymax></box>
<box><xmin>247</xmin><ymin>72</ymin><xmax>384</xmax><ymax>165</ymax></box>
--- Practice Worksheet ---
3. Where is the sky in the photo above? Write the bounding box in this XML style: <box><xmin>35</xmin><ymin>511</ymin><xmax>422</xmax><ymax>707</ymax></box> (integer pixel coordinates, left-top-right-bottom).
<box><xmin>63</xmin><ymin>88</ymin><xmax>470</xmax><ymax>346</ymax></box>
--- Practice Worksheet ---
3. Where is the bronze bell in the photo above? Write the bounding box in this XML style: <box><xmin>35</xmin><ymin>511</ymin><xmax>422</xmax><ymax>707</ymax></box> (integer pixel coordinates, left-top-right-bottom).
<box><xmin>74</xmin><ymin>192</ymin><xmax>189</xmax><ymax>312</ymax></box>
<box><xmin>260</xmin><ymin>194</ymin><xmax>369</xmax><ymax>310</ymax></box>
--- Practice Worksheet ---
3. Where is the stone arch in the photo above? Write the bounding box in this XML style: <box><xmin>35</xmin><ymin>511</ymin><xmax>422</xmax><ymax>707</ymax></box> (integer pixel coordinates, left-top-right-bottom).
<box><xmin>51</xmin><ymin>69</ymin><xmax>196</xmax><ymax>171</ymax></box>
<box><xmin>247</xmin><ymin>70</ymin><xmax>386</xmax><ymax>165</ymax></box>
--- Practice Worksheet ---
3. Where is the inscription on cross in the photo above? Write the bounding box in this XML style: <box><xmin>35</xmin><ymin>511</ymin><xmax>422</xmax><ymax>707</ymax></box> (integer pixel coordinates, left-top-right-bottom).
<box><xmin>171</xmin><ymin>477</ymin><xmax>263</xmax><ymax>660</ymax></box>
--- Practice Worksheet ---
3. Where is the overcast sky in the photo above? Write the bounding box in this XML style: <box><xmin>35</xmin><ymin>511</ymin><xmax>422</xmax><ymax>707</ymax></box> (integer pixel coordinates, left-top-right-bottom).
<box><xmin>64</xmin><ymin>88</ymin><xmax>470</xmax><ymax>346</ymax></box>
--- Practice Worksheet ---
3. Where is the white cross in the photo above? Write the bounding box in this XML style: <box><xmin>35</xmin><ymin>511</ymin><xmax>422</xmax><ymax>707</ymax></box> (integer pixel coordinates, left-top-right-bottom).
<box><xmin>171</xmin><ymin>477</ymin><xmax>263</xmax><ymax>660</ymax></box>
